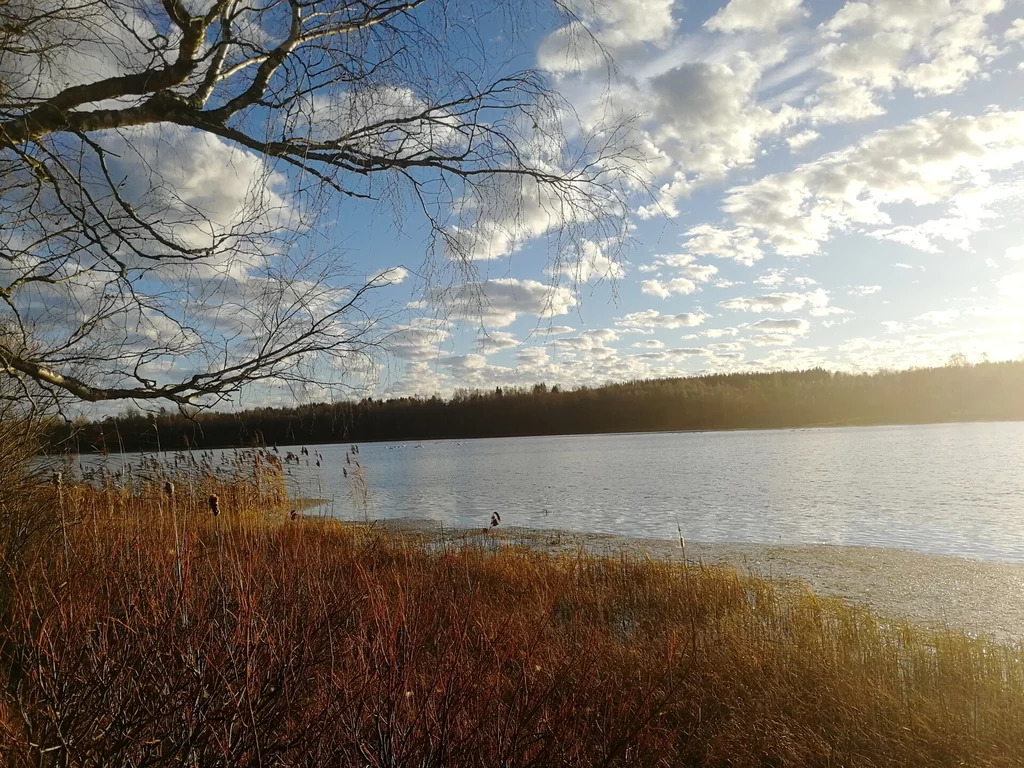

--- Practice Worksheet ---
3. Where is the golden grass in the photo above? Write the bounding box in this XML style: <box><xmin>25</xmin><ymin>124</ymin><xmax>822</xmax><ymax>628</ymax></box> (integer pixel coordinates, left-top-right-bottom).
<box><xmin>2</xmin><ymin>464</ymin><xmax>1024</xmax><ymax>766</ymax></box>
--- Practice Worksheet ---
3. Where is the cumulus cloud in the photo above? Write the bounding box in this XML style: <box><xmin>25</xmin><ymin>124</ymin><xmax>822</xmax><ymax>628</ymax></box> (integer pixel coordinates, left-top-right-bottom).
<box><xmin>641</xmin><ymin>277</ymin><xmax>698</xmax><ymax>298</ymax></box>
<box><xmin>445</xmin><ymin>171</ymin><xmax>616</xmax><ymax>262</ymax></box>
<box><xmin>705</xmin><ymin>0</ymin><xmax>805</xmax><ymax>33</ymax></box>
<box><xmin>547</xmin><ymin>240</ymin><xmax>625</xmax><ymax>281</ymax></box>
<box><xmin>749</xmin><ymin>333</ymin><xmax>797</xmax><ymax>346</ymax></box>
<box><xmin>914</xmin><ymin>309</ymin><xmax>961</xmax><ymax>326</ymax></box>
<box><xmin>553</xmin><ymin>328</ymin><xmax>621</xmax><ymax>352</ymax></box>
<box><xmin>439</xmin><ymin>353</ymin><xmax>488</xmax><ymax>371</ymax></box>
<box><xmin>681</xmin><ymin>224</ymin><xmax>764</xmax><ymax>266</ymax></box>
<box><xmin>476</xmin><ymin>331</ymin><xmax>520</xmax><ymax>355</ymax></box>
<box><xmin>431</xmin><ymin>279</ymin><xmax>577</xmax><ymax>327</ymax></box>
<box><xmin>618</xmin><ymin>310</ymin><xmax>709</xmax><ymax>329</ymax></box>
<box><xmin>538</xmin><ymin>0</ymin><xmax>676</xmax><ymax>73</ymax></box>
<box><xmin>369</xmin><ymin>266</ymin><xmax>409</xmax><ymax>285</ymax></box>
<box><xmin>1005</xmin><ymin>246</ymin><xmax>1024</xmax><ymax>261</ymax></box>
<box><xmin>811</xmin><ymin>0</ymin><xmax>1006</xmax><ymax>120</ymax></box>
<box><xmin>786</xmin><ymin>130</ymin><xmax>820</xmax><ymax>152</ymax></box>
<box><xmin>704</xmin><ymin>327</ymin><xmax>739</xmax><ymax>338</ymax></box>
<box><xmin>386</xmin><ymin>321</ymin><xmax>451</xmax><ymax>361</ymax></box>
<box><xmin>848</xmin><ymin>285</ymin><xmax>882</xmax><ymax>296</ymax></box>
<box><xmin>719</xmin><ymin>289</ymin><xmax>830</xmax><ymax>313</ymax></box>
<box><xmin>747</xmin><ymin>317</ymin><xmax>810</xmax><ymax>333</ymax></box>
<box><xmin>646</xmin><ymin>54</ymin><xmax>795</xmax><ymax>184</ymax></box>
<box><xmin>708</xmin><ymin>341</ymin><xmax>745</xmax><ymax>353</ymax></box>
<box><xmin>716</xmin><ymin>109</ymin><xmax>1024</xmax><ymax>258</ymax></box>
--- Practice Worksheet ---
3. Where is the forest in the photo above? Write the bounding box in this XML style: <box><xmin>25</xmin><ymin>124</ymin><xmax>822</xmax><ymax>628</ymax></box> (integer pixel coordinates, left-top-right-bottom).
<box><xmin>52</xmin><ymin>359</ymin><xmax>1024</xmax><ymax>453</ymax></box>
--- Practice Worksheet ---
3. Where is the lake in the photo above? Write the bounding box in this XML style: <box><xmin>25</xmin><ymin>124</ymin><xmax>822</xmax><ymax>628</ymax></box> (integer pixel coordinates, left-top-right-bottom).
<box><xmin>84</xmin><ymin>421</ymin><xmax>1024</xmax><ymax>563</ymax></box>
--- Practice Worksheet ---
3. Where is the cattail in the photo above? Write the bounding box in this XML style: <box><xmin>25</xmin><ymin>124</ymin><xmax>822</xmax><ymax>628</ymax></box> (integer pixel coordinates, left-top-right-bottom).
<box><xmin>208</xmin><ymin>494</ymin><xmax>220</xmax><ymax>517</ymax></box>
<box><xmin>343</xmin><ymin>467</ymin><xmax>347</xmax><ymax>478</ymax></box>
<box><xmin>164</xmin><ymin>481</ymin><xmax>175</xmax><ymax>498</ymax></box>
<box><xmin>346</xmin><ymin>453</ymin><xmax>351</xmax><ymax>465</ymax></box>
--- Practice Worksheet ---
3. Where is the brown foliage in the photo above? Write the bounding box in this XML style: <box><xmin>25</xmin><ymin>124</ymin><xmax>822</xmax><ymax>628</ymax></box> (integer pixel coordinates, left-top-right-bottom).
<box><xmin>1</xmin><ymin>470</ymin><xmax>1024</xmax><ymax>766</ymax></box>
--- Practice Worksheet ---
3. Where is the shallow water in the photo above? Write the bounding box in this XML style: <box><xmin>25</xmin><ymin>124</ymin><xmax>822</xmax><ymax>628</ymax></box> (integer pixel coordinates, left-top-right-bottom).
<box><xmin>283</xmin><ymin>421</ymin><xmax>1024</xmax><ymax>563</ymax></box>
<box><xmin>375</xmin><ymin>519</ymin><xmax>1024</xmax><ymax>642</ymax></box>
<box><xmin>84</xmin><ymin>421</ymin><xmax>1024</xmax><ymax>563</ymax></box>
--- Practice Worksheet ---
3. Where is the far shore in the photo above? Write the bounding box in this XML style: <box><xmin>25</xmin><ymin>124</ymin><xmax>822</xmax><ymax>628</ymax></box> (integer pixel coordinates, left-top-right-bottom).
<box><xmin>55</xmin><ymin>415</ymin><xmax>1024</xmax><ymax>455</ymax></box>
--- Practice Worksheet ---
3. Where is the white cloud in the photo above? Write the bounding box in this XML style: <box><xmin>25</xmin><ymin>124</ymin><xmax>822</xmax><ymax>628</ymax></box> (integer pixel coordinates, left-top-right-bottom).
<box><xmin>848</xmin><ymin>285</ymin><xmax>882</xmax><ymax>296</ymax></box>
<box><xmin>683</xmin><ymin>263</ymin><xmax>719</xmax><ymax>282</ymax></box>
<box><xmin>786</xmin><ymin>130</ymin><xmax>820</xmax><ymax>152</ymax></box>
<box><xmin>647</xmin><ymin>54</ymin><xmax>796</xmax><ymax>185</ymax></box>
<box><xmin>641</xmin><ymin>277</ymin><xmax>698</xmax><ymax>298</ymax></box>
<box><xmin>1005</xmin><ymin>246</ymin><xmax>1024</xmax><ymax>261</ymax></box>
<box><xmin>431</xmin><ymin>279</ymin><xmax>577</xmax><ymax>327</ymax></box>
<box><xmin>755</xmin><ymin>269</ymin><xmax>788</xmax><ymax>288</ymax></box>
<box><xmin>717</xmin><ymin>109</ymin><xmax>1024</xmax><ymax>258</ymax></box>
<box><xmin>747</xmin><ymin>317</ymin><xmax>810</xmax><ymax>334</ymax></box>
<box><xmin>706</xmin><ymin>0</ymin><xmax>805</xmax><ymax>33</ymax></box>
<box><xmin>719</xmin><ymin>289</ymin><xmax>830</xmax><ymax>313</ymax></box>
<box><xmin>446</xmin><ymin>171</ymin><xmax>614</xmax><ymax>261</ymax></box>
<box><xmin>369</xmin><ymin>266</ymin><xmax>409</xmax><ymax>285</ymax></box>
<box><xmin>386</xmin><ymin>321</ymin><xmax>451</xmax><ymax>361</ymax></box>
<box><xmin>997</xmin><ymin>273</ymin><xmax>1024</xmax><ymax>298</ymax></box>
<box><xmin>704</xmin><ymin>327</ymin><xmax>739</xmax><ymax>338</ymax></box>
<box><xmin>476</xmin><ymin>331</ymin><xmax>520</xmax><ymax>355</ymax></box>
<box><xmin>814</xmin><ymin>0</ymin><xmax>1006</xmax><ymax>110</ymax></box>
<box><xmin>547</xmin><ymin>239</ymin><xmax>625</xmax><ymax>281</ymax></box>
<box><xmin>915</xmin><ymin>309</ymin><xmax>961</xmax><ymax>326</ymax></box>
<box><xmin>708</xmin><ymin>341</ymin><xmax>745</xmax><ymax>353</ymax></box>
<box><xmin>439</xmin><ymin>353</ymin><xmax>488</xmax><ymax>371</ymax></box>
<box><xmin>682</xmin><ymin>224</ymin><xmax>764</xmax><ymax>266</ymax></box>
<box><xmin>618</xmin><ymin>309</ymin><xmax>709</xmax><ymax>329</ymax></box>
<box><xmin>749</xmin><ymin>333</ymin><xmax>797</xmax><ymax>346</ymax></box>
<box><xmin>541</xmin><ymin>325</ymin><xmax>576</xmax><ymax>335</ymax></box>
<box><xmin>538</xmin><ymin>0</ymin><xmax>676</xmax><ymax>73</ymax></box>
<box><xmin>633</xmin><ymin>339</ymin><xmax>665</xmax><ymax>349</ymax></box>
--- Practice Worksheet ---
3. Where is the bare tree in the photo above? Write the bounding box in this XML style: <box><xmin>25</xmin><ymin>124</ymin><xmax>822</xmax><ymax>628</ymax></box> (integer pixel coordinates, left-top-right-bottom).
<box><xmin>0</xmin><ymin>0</ymin><xmax>635</xmax><ymax>408</ymax></box>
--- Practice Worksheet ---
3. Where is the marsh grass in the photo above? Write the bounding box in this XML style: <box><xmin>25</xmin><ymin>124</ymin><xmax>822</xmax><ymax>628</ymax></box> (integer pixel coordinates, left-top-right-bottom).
<box><xmin>2</xmin><ymin>466</ymin><xmax>1024</xmax><ymax>766</ymax></box>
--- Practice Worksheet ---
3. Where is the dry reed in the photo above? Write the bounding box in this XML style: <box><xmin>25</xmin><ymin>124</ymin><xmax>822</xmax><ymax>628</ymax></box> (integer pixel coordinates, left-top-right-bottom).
<box><xmin>1</xmin><ymin>463</ymin><xmax>1023</xmax><ymax>766</ymax></box>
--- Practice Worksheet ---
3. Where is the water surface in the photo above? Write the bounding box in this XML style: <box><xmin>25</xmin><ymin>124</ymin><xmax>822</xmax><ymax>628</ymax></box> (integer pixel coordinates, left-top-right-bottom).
<box><xmin>85</xmin><ymin>421</ymin><xmax>1024</xmax><ymax>563</ymax></box>
<box><xmin>273</xmin><ymin>421</ymin><xmax>1024</xmax><ymax>563</ymax></box>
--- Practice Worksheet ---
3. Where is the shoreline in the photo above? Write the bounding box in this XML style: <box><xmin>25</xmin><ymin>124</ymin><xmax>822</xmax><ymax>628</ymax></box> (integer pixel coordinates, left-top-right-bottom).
<box><xmin>361</xmin><ymin>519</ymin><xmax>1024</xmax><ymax>644</ymax></box>
<box><xmin>55</xmin><ymin>416</ymin><xmax>1024</xmax><ymax>454</ymax></box>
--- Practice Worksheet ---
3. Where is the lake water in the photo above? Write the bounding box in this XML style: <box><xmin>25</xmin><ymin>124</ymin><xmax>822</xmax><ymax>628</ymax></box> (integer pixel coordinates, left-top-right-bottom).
<box><xmin>85</xmin><ymin>422</ymin><xmax>1024</xmax><ymax>563</ymax></box>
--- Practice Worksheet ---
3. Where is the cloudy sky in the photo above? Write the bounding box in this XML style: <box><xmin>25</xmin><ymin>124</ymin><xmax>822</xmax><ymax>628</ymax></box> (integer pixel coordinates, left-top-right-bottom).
<box><xmin>9</xmin><ymin>0</ymin><xmax>1023</xmax><ymax>407</ymax></box>
<box><xmin>350</xmin><ymin>0</ymin><xmax>1024</xmax><ymax>398</ymax></box>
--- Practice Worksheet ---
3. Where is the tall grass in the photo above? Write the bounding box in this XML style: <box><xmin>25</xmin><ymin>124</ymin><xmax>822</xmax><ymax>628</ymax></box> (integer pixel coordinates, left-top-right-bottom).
<box><xmin>1</xmin><ymin>465</ymin><xmax>1024</xmax><ymax>766</ymax></box>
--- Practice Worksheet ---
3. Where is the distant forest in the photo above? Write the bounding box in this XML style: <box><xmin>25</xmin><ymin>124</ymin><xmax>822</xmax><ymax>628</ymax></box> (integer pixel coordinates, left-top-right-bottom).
<box><xmin>52</xmin><ymin>360</ymin><xmax>1024</xmax><ymax>453</ymax></box>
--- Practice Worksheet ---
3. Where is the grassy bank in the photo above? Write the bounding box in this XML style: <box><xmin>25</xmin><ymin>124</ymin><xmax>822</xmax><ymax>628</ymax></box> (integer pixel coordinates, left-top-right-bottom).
<box><xmin>2</xmin><ymin>464</ymin><xmax>1024</xmax><ymax>765</ymax></box>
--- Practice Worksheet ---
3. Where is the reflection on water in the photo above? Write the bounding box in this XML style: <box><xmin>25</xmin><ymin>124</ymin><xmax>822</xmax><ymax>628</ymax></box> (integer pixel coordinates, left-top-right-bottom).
<box><xmin>82</xmin><ymin>421</ymin><xmax>1024</xmax><ymax>563</ymax></box>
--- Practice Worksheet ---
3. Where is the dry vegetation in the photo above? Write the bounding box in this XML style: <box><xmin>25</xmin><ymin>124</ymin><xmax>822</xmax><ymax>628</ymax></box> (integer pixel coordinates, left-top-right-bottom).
<box><xmin>1</xmin><ymin>450</ymin><xmax>1024</xmax><ymax>766</ymax></box>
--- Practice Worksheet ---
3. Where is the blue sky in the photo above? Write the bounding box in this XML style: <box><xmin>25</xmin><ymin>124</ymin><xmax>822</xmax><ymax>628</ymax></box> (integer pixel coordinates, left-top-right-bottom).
<box><xmin>333</xmin><ymin>0</ymin><xmax>1024</xmax><ymax>399</ymax></box>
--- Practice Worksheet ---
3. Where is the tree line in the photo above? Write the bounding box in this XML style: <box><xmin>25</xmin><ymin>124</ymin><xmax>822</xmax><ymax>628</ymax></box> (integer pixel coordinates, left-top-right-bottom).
<box><xmin>49</xmin><ymin>359</ymin><xmax>1024</xmax><ymax>453</ymax></box>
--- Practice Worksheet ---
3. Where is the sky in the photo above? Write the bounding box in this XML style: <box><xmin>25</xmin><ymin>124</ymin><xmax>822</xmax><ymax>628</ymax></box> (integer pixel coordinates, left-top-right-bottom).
<box><xmin>5</xmin><ymin>0</ymin><xmax>1024</xmax><ymax>409</ymax></box>
<box><xmin>345</xmin><ymin>0</ymin><xmax>1024</xmax><ymax>400</ymax></box>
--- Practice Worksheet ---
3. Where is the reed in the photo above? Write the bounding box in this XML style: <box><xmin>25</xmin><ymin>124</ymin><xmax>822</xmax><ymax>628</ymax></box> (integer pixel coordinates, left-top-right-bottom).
<box><xmin>1</xmin><ymin>467</ymin><xmax>1023</xmax><ymax>766</ymax></box>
